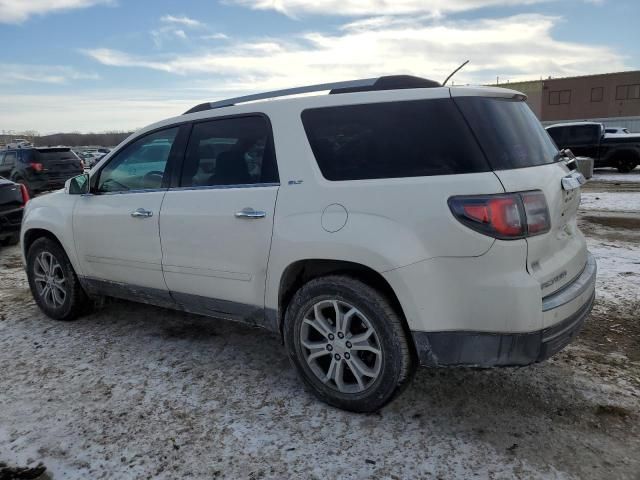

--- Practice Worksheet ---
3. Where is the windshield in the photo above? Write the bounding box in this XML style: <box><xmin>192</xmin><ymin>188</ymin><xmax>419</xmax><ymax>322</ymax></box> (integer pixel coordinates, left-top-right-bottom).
<box><xmin>454</xmin><ymin>97</ymin><xmax>561</xmax><ymax>170</ymax></box>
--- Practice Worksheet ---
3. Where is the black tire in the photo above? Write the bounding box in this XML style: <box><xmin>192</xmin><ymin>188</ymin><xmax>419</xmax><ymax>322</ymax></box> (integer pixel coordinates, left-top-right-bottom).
<box><xmin>616</xmin><ymin>158</ymin><xmax>638</xmax><ymax>173</ymax></box>
<box><xmin>2</xmin><ymin>233</ymin><xmax>20</xmax><ymax>246</ymax></box>
<box><xmin>283</xmin><ymin>275</ymin><xmax>415</xmax><ymax>412</ymax></box>
<box><xmin>26</xmin><ymin>237</ymin><xmax>90</xmax><ymax>321</ymax></box>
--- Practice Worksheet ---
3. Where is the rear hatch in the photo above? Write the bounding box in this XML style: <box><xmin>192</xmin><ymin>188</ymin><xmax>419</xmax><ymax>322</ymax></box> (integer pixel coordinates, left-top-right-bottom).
<box><xmin>30</xmin><ymin>148</ymin><xmax>83</xmax><ymax>182</ymax></box>
<box><xmin>452</xmin><ymin>89</ymin><xmax>588</xmax><ymax>297</ymax></box>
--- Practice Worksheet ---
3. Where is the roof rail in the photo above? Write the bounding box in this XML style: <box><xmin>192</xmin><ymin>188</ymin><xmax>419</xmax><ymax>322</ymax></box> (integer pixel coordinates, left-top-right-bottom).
<box><xmin>183</xmin><ymin>75</ymin><xmax>441</xmax><ymax>114</ymax></box>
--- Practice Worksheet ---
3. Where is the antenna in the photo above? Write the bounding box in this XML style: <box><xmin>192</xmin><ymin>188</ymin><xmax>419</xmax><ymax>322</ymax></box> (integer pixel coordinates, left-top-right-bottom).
<box><xmin>443</xmin><ymin>60</ymin><xmax>470</xmax><ymax>86</ymax></box>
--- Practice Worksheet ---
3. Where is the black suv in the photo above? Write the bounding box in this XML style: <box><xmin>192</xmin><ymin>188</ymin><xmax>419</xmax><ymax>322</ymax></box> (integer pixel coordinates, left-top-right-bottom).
<box><xmin>0</xmin><ymin>147</ymin><xmax>84</xmax><ymax>195</ymax></box>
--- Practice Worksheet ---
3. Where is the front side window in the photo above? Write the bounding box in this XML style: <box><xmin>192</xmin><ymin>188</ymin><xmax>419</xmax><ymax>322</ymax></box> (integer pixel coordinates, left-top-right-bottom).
<box><xmin>546</xmin><ymin>127</ymin><xmax>566</xmax><ymax>147</ymax></box>
<box><xmin>180</xmin><ymin>116</ymin><xmax>278</xmax><ymax>187</ymax></box>
<box><xmin>301</xmin><ymin>99</ymin><xmax>490</xmax><ymax>181</ymax></box>
<box><xmin>97</xmin><ymin>127</ymin><xmax>178</xmax><ymax>193</ymax></box>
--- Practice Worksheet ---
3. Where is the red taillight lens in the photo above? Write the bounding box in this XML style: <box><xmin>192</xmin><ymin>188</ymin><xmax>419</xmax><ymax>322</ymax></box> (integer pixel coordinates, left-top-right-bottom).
<box><xmin>450</xmin><ymin>191</ymin><xmax>550</xmax><ymax>240</ymax></box>
<box><xmin>30</xmin><ymin>162</ymin><xmax>44</xmax><ymax>172</ymax></box>
<box><xmin>521</xmin><ymin>191</ymin><xmax>551</xmax><ymax>235</ymax></box>
<box><xmin>19</xmin><ymin>183</ymin><xmax>30</xmax><ymax>206</ymax></box>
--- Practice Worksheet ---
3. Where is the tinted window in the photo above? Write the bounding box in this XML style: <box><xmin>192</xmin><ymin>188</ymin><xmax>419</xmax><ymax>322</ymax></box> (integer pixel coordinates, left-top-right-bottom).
<box><xmin>546</xmin><ymin>127</ymin><xmax>566</xmax><ymax>147</ymax></box>
<box><xmin>455</xmin><ymin>97</ymin><xmax>560</xmax><ymax>169</ymax></box>
<box><xmin>3</xmin><ymin>152</ymin><xmax>17</xmax><ymax>167</ymax></box>
<box><xmin>301</xmin><ymin>99</ymin><xmax>489</xmax><ymax>181</ymax></box>
<box><xmin>180</xmin><ymin>116</ymin><xmax>278</xmax><ymax>187</ymax></box>
<box><xmin>567</xmin><ymin>125</ymin><xmax>599</xmax><ymax>145</ymax></box>
<box><xmin>34</xmin><ymin>149</ymin><xmax>79</xmax><ymax>163</ymax></box>
<box><xmin>97</xmin><ymin>127</ymin><xmax>178</xmax><ymax>193</ymax></box>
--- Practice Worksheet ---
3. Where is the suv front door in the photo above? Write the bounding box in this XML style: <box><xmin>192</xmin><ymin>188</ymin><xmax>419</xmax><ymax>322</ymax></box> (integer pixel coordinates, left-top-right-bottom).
<box><xmin>72</xmin><ymin>125</ymin><xmax>185</xmax><ymax>304</ymax></box>
<box><xmin>159</xmin><ymin>115</ymin><xmax>279</xmax><ymax>324</ymax></box>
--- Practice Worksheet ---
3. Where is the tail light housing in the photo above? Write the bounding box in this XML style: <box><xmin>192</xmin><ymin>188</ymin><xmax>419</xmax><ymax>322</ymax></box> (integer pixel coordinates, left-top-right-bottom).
<box><xmin>449</xmin><ymin>191</ymin><xmax>550</xmax><ymax>240</ymax></box>
<box><xmin>30</xmin><ymin>162</ymin><xmax>44</xmax><ymax>172</ymax></box>
<box><xmin>18</xmin><ymin>183</ymin><xmax>30</xmax><ymax>206</ymax></box>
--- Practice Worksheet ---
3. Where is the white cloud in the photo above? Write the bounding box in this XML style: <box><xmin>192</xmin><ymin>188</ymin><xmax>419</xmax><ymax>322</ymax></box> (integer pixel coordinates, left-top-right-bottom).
<box><xmin>0</xmin><ymin>64</ymin><xmax>100</xmax><ymax>84</ymax></box>
<box><xmin>160</xmin><ymin>14</ymin><xmax>203</xmax><ymax>27</ymax></box>
<box><xmin>201</xmin><ymin>33</ymin><xmax>230</xmax><ymax>40</ymax></box>
<box><xmin>226</xmin><ymin>0</ymin><xmax>552</xmax><ymax>17</ymax></box>
<box><xmin>84</xmin><ymin>14</ymin><xmax>626</xmax><ymax>88</ymax></box>
<box><xmin>0</xmin><ymin>90</ymin><xmax>192</xmax><ymax>133</ymax></box>
<box><xmin>0</xmin><ymin>0</ymin><xmax>111</xmax><ymax>23</ymax></box>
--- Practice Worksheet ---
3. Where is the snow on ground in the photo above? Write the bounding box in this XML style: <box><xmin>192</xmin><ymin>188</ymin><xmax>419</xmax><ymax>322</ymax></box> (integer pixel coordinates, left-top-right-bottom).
<box><xmin>591</xmin><ymin>167</ymin><xmax>640</xmax><ymax>183</ymax></box>
<box><xmin>586</xmin><ymin>237</ymin><xmax>640</xmax><ymax>305</ymax></box>
<box><xmin>580</xmin><ymin>192</ymin><xmax>640</xmax><ymax>212</ymax></box>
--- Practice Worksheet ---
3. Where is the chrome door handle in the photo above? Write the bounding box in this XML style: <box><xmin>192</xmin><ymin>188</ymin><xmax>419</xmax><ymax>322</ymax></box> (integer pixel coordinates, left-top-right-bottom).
<box><xmin>131</xmin><ymin>208</ymin><xmax>153</xmax><ymax>218</ymax></box>
<box><xmin>235</xmin><ymin>208</ymin><xmax>266</xmax><ymax>219</ymax></box>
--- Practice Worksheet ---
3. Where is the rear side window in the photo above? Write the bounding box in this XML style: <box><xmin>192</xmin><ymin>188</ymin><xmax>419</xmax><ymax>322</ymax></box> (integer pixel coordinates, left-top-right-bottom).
<box><xmin>455</xmin><ymin>97</ymin><xmax>560</xmax><ymax>170</ymax></box>
<box><xmin>567</xmin><ymin>125</ymin><xmax>600</xmax><ymax>145</ymax></box>
<box><xmin>301</xmin><ymin>99</ymin><xmax>490</xmax><ymax>181</ymax></box>
<box><xmin>180</xmin><ymin>116</ymin><xmax>278</xmax><ymax>187</ymax></box>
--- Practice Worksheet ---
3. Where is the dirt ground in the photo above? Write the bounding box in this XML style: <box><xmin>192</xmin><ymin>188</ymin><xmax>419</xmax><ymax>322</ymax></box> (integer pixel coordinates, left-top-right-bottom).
<box><xmin>1</xmin><ymin>169</ymin><xmax>639</xmax><ymax>479</ymax></box>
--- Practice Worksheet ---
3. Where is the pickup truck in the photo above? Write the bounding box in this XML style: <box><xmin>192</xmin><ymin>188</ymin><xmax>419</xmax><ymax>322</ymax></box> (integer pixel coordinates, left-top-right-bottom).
<box><xmin>546</xmin><ymin>122</ymin><xmax>639</xmax><ymax>173</ymax></box>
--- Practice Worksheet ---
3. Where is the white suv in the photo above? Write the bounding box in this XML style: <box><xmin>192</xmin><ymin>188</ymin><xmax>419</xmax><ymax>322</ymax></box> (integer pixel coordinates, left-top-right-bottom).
<box><xmin>21</xmin><ymin>75</ymin><xmax>596</xmax><ymax>412</ymax></box>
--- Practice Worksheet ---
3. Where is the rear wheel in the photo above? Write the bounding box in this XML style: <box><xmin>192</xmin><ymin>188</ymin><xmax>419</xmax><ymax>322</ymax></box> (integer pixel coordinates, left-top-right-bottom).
<box><xmin>26</xmin><ymin>237</ymin><xmax>90</xmax><ymax>321</ymax></box>
<box><xmin>283</xmin><ymin>275</ymin><xmax>415</xmax><ymax>412</ymax></box>
<box><xmin>616</xmin><ymin>158</ymin><xmax>638</xmax><ymax>173</ymax></box>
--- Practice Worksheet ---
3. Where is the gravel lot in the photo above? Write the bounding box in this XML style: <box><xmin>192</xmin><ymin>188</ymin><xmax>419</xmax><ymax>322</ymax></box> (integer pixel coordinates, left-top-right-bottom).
<box><xmin>1</xmin><ymin>169</ymin><xmax>639</xmax><ymax>479</ymax></box>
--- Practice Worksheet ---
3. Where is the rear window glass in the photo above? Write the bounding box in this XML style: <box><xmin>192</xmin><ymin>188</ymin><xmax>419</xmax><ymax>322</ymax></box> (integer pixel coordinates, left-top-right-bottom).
<box><xmin>301</xmin><ymin>99</ymin><xmax>490</xmax><ymax>181</ymax></box>
<box><xmin>454</xmin><ymin>97</ymin><xmax>560</xmax><ymax>169</ymax></box>
<box><xmin>34</xmin><ymin>149</ymin><xmax>79</xmax><ymax>162</ymax></box>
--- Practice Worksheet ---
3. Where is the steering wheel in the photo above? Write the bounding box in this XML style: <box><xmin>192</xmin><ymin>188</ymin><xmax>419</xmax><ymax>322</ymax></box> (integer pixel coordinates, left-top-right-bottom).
<box><xmin>142</xmin><ymin>171</ymin><xmax>164</xmax><ymax>188</ymax></box>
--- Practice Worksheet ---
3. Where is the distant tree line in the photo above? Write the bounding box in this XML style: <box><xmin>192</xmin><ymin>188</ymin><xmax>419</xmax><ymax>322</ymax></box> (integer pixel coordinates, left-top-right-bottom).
<box><xmin>1</xmin><ymin>130</ymin><xmax>133</xmax><ymax>148</ymax></box>
<box><xmin>36</xmin><ymin>131</ymin><xmax>133</xmax><ymax>147</ymax></box>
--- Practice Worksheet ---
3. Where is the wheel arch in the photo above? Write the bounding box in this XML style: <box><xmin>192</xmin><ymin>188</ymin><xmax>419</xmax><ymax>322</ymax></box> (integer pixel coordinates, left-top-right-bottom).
<box><xmin>277</xmin><ymin>259</ymin><xmax>410</xmax><ymax>338</ymax></box>
<box><xmin>23</xmin><ymin>228</ymin><xmax>65</xmax><ymax>258</ymax></box>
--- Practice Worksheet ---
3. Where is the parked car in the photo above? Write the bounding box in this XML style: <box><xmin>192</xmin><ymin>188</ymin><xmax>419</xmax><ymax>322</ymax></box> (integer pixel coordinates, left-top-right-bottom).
<box><xmin>604</xmin><ymin>127</ymin><xmax>630</xmax><ymax>135</ymax></box>
<box><xmin>0</xmin><ymin>177</ymin><xmax>29</xmax><ymax>246</ymax></box>
<box><xmin>546</xmin><ymin>121</ymin><xmax>640</xmax><ymax>172</ymax></box>
<box><xmin>21</xmin><ymin>76</ymin><xmax>596</xmax><ymax>412</ymax></box>
<box><xmin>0</xmin><ymin>147</ymin><xmax>84</xmax><ymax>195</ymax></box>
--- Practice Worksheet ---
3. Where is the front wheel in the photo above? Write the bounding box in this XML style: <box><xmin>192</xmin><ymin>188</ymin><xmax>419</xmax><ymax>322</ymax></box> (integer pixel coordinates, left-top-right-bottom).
<box><xmin>26</xmin><ymin>237</ymin><xmax>90</xmax><ymax>320</ymax></box>
<box><xmin>283</xmin><ymin>275</ymin><xmax>415</xmax><ymax>412</ymax></box>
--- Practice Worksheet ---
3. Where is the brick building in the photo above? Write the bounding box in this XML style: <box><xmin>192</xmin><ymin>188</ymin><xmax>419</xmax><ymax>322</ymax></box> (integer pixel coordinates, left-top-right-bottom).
<box><xmin>496</xmin><ymin>71</ymin><xmax>640</xmax><ymax>132</ymax></box>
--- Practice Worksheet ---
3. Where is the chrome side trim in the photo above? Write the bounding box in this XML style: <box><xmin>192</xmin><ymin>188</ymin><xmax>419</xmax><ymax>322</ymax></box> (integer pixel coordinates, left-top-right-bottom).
<box><xmin>163</xmin><ymin>264</ymin><xmax>251</xmax><ymax>281</ymax></box>
<box><xmin>97</xmin><ymin>188</ymin><xmax>167</xmax><ymax>196</ymax></box>
<box><xmin>167</xmin><ymin>183</ymin><xmax>279</xmax><ymax>192</ymax></box>
<box><xmin>542</xmin><ymin>253</ymin><xmax>597</xmax><ymax>312</ymax></box>
<box><xmin>85</xmin><ymin>255</ymin><xmax>163</xmax><ymax>272</ymax></box>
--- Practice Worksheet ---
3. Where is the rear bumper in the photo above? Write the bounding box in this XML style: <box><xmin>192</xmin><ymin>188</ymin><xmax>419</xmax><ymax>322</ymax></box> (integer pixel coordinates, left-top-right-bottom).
<box><xmin>412</xmin><ymin>253</ymin><xmax>597</xmax><ymax>367</ymax></box>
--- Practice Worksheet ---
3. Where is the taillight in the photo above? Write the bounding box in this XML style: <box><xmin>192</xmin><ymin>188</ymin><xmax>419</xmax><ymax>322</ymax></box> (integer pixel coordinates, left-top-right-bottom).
<box><xmin>449</xmin><ymin>191</ymin><xmax>550</xmax><ymax>240</ymax></box>
<box><xmin>79</xmin><ymin>160</ymin><xmax>85</xmax><ymax>170</ymax></box>
<box><xmin>18</xmin><ymin>183</ymin><xmax>30</xmax><ymax>206</ymax></box>
<box><xmin>30</xmin><ymin>162</ymin><xmax>44</xmax><ymax>172</ymax></box>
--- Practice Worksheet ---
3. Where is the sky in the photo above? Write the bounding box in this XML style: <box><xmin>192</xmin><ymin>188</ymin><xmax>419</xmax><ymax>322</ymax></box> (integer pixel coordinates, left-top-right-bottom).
<box><xmin>0</xmin><ymin>0</ymin><xmax>638</xmax><ymax>134</ymax></box>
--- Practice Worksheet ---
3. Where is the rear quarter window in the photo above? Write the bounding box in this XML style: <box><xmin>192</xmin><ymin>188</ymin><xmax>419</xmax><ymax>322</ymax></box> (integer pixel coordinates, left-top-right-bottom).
<box><xmin>301</xmin><ymin>99</ymin><xmax>490</xmax><ymax>181</ymax></box>
<box><xmin>454</xmin><ymin>97</ymin><xmax>560</xmax><ymax>170</ymax></box>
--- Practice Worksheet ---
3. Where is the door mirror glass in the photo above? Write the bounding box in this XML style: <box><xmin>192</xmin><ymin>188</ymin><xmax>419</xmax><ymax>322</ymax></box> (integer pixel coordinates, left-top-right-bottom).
<box><xmin>66</xmin><ymin>173</ymin><xmax>90</xmax><ymax>195</ymax></box>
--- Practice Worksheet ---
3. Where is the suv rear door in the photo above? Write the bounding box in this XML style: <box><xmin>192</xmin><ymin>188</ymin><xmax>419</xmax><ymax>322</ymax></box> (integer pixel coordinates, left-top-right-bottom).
<box><xmin>159</xmin><ymin>115</ymin><xmax>279</xmax><ymax>323</ymax></box>
<box><xmin>453</xmin><ymin>92</ymin><xmax>587</xmax><ymax>298</ymax></box>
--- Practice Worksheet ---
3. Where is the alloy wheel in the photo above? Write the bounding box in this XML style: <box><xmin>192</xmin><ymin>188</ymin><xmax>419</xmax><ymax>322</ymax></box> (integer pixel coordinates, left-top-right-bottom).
<box><xmin>300</xmin><ymin>299</ymin><xmax>382</xmax><ymax>394</ymax></box>
<box><xmin>33</xmin><ymin>251</ymin><xmax>67</xmax><ymax>309</ymax></box>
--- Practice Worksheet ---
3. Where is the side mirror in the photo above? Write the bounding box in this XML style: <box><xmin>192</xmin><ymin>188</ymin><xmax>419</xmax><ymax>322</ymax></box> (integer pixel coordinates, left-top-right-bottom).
<box><xmin>66</xmin><ymin>173</ymin><xmax>90</xmax><ymax>195</ymax></box>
